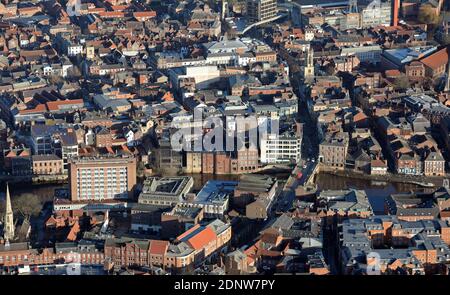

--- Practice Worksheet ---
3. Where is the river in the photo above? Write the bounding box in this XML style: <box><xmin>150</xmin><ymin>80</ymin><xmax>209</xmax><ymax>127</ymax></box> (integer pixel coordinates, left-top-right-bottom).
<box><xmin>3</xmin><ymin>182</ymin><xmax>67</xmax><ymax>203</ymax></box>
<box><xmin>0</xmin><ymin>171</ymin><xmax>439</xmax><ymax>215</ymax></box>
<box><xmin>315</xmin><ymin>173</ymin><xmax>436</xmax><ymax>214</ymax></box>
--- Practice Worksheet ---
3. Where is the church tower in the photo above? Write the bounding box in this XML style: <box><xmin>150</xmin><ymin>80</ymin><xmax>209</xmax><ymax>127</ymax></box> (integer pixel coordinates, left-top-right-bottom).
<box><xmin>3</xmin><ymin>183</ymin><xmax>14</xmax><ymax>242</ymax></box>
<box><xmin>304</xmin><ymin>46</ymin><xmax>314</xmax><ymax>78</ymax></box>
<box><xmin>221</xmin><ymin>0</ymin><xmax>229</xmax><ymax>20</ymax></box>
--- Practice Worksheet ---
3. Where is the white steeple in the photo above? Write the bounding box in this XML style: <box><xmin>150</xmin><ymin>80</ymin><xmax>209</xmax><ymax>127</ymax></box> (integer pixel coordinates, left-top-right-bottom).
<box><xmin>4</xmin><ymin>183</ymin><xmax>14</xmax><ymax>242</ymax></box>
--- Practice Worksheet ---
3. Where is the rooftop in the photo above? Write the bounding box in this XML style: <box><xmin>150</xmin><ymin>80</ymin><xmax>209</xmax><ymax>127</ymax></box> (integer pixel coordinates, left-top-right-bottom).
<box><xmin>193</xmin><ymin>180</ymin><xmax>238</xmax><ymax>204</ymax></box>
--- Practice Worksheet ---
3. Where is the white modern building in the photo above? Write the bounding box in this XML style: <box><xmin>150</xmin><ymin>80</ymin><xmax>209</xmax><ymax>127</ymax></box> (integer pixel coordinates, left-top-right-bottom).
<box><xmin>360</xmin><ymin>0</ymin><xmax>392</xmax><ymax>28</ymax></box>
<box><xmin>182</xmin><ymin>180</ymin><xmax>238</xmax><ymax>217</ymax></box>
<box><xmin>260</xmin><ymin>131</ymin><xmax>302</xmax><ymax>164</ymax></box>
<box><xmin>170</xmin><ymin>65</ymin><xmax>221</xmax><ymax>90</ymax></box>
<box><xmin>340</xmin><ymin>45</ymin><xmax>382</xmax><ymax>63</ymax></box>
<box><xmin>67</xmin><ymin>44</ymin><xmax>83</xmax><ymax>56</ymax></box>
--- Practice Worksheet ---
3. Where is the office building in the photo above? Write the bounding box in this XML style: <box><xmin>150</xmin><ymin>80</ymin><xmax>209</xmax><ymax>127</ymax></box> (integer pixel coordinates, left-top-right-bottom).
<box><xmin>68</xmin><ymin>156</ymin><xmax>137</xmax><ymax>202</ymax></box>
<box><xmin>246</xmin><ymin>0</ymin><xmax>277</xmax><ymax>23</ymax></box>
<box><xmin>138</xmin><ymin>176</ymin><xmax>194</xmax><ymax>206</ymax></box>
<box><xmin>182</xmin><ymin>180</ymin><xmax>238</xmax><ymax>217</ymax></box>
<box><xmin>260</xmin><ymin>130</ymin><xmax>302</xmax><ymax>164</ymax></box>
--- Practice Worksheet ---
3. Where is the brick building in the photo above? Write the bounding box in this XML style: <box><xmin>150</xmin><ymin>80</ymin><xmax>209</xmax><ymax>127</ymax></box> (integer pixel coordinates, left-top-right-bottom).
<box><xmin>68</xmin><ymin>156</ymin><xmax>137</xmax><ymax>202</ymax></box>
<box><xmin>104</xmin><ymin>219</ymin><xmax>231</xmax><ymax>273</ymax></box>
<box><xmin>319</xmin><ymin>132</ymin><xmax>349</xmax><ymax>170</ymax></box>
<box><xmin>32</xmin><ymin>154</ymin><xmax>63</xmax><ymax>175</ymax></box>
<box><xmin>423</xmin><ymin>152</ymin><xmax>446</xmax><ymax>176</ymax></box>
<box><xmin>420</xmin><ymin>47</ymin><xmax>449</xmax><ymax>78</ymax></box>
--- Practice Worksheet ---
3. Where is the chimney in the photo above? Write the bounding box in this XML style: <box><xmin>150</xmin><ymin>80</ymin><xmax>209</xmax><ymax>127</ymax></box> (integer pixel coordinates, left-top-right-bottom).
<box><xmin>392</xmin><ymin>0</ymin><xmax>400</xmax><ymax>27</ymax></box>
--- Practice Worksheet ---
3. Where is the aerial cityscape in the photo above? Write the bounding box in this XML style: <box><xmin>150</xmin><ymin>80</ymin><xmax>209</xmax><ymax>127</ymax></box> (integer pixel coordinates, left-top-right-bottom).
<box><xmin>0</xmin><ymin>0</ymin><xmax>449</xmax><ymax>277</ymax></box>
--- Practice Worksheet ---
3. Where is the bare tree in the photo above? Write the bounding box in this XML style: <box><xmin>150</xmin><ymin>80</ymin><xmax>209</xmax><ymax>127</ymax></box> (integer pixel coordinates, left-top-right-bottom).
<box><xmin>418</xmin><ymin>4</ymin><xmax>440</xmax><ymax>25</ymax></box>
<box><xmin>67</xmin><ymin>66</ymin><xmax>82</xmax><ymax>79</ymax></box>
<box><xmin>0</xmin><ymin>194</ymin><xmax>43</xmax><ymax>219</ymax></box>
<box><xmin>393</xmin><ymin>75</ymin><xmax>411</xmax><ymax>91</ymax></box>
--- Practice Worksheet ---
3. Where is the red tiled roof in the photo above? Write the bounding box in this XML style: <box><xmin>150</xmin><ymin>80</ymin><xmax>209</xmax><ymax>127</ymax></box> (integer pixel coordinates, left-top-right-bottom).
<box><xmin>244</xmin><ymin>243</ymin><xmax>259</xmax><ymax>259</ymax></box>
<box><xmin>98</xmin><ymin>11</ymin><xmax>125</xmax><ymax>18</ymax></box>
<box><xmin>176</xmin><ymin>224</ymin><xmax>201</xmax><ymax>241</ymax></box>
<box><xmin>111</xmin><ymin>5</ymin><xmax>128</xmax><ymax>11</ymax></box>
<box><xmin>89</xmin><ymin>8</ymin><xmax>106</xmax><ymax>13</ymax></box>
<box><xmin>385</xmin><ymin>69</ymin><xmax>402</xmax><ymax>77</ymax></box>
<box><xmin>121</xmin><ymin>144</ymin><xmax>132</xmax><ymax>154</ymax></box>
<box><xmin>46</xmin><ymin>99</ymin><xmax>83</xmax><ymax>112</ymax></box>
<box><xmin>5</xmin><ymin>151</ymin><xmax>16</xmax><ymax>157</ymax></box>
<box><xmin>162</xmin><ymin>91</ymin><xmax>174</xmax><ymax>102</ymax></box>
<box><xmin>46</xmin><ymin>215</ymin><xmax>57</xmax><ymax>226</ymax></box>
<box><xmin>67</xmin><ymin>221</ymin><xmax>80</xmax><ymax>241</ymax></box>
<box><xmin>353</xmin><ymin>111</ymin><xmax>368</xmax><ymax>122</ymax></box>
<box><xmin>133</xmin><ymin>11</ymin><xmax>157</xmax><ymax>18</ymax></box>
<box><xmin>18</xmin><ymin>150</ymin><xmax>30</xmax><ymax>157</ymax></box>
<box><xmin>440</xmin><ymin>211</ymin><xmax>450</xmax><ymax>218</ymax></box>
<box><xmin>149</xmin><ymin>240</ymin><xmax>169</xmax><ymax>255</ymax></box>
<box><xmin>19</xmin><ymin>103</ymin><xmax>48</xmax><ymax>114</ymax></box>
<box><xmin>186</xmin><ymin>227</ymin><xmax>217</xmax><ymax>250</ymax></box>
<box><xmin>106</xmin><ymin>146</ymin><xmax>114</xmax><ymax>154</ymax></box>
<box><xmin>260</xmin><ymin>228</ymin><xmax>281</xmax><ymax>244</ymax></box>
<box><xmin>371</xmin><ymin>159</ymin><xmax>387</xmax><ymax>167</ymax></box>
<box><xmin>420</xmin><ymin>47</ymin><xmax>449</xmax><ymax>70</ymax></box>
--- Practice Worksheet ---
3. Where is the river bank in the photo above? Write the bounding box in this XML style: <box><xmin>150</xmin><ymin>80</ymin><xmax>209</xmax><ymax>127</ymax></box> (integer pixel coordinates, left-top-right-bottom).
<box><xmin>315</xmin><ymin>172</ymin><xmax>434</xmax><ymax>214</ymax></box>
<box><xmin>0</xmin><ymin>175</ymin><xmax>68</xmax><ymax>185</ymax></box>
<box><xmin>317</xmin><ymin>167</ymin><xmax>445</xmax><ymax>188</ymax></box>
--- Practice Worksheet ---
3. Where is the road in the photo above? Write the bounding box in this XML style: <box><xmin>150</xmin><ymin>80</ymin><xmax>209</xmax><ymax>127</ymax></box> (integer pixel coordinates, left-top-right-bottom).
<box><xmin>31</xmin><ymin>204</ymin><xmax>52</xmax><ymax>248</ymax></box>
<box><xmin>29</xmin><ymin>264</ymin><xmax>106</xmax><ymax>275</ymax></box>
<box><xmin>273</xmin><ymin>160</ymin><xmax>317</xmax><ymax>212</ymax></box>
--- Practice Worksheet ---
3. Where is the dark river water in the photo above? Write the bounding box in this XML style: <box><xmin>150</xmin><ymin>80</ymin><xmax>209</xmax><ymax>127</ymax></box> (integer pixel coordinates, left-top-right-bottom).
<box><xmin>315</xmin><ymin>173</ymin><xmax>435</xmax><ymax>214</ymax></box>
<box><xmin>0</xmin><ymin>182</ymin><xmax>67</xmax><ymax>204</ymax></box>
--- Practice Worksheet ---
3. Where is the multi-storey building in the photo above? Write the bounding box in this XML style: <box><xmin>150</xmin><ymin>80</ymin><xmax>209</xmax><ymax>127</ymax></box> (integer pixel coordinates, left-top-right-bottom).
<box><xmin>32</xmin><ymin>154</ymin><xmax>63</xmax><ymax>175</ymax></box>
<box><xmin>319</xmin><ymin>132</ymin><xmax>349</xmax><ymax>169</ymax></box>
<box><xmin>302</xmin><ymin>0</ymin><xmax>392</xmax><ymax>30</ymax></box>
<box><xmin>104</xmin><ymin>219</ymin><xmax>231</xmax><ymax>273</ymax></box>
<box><xmin>68</xmin><ymin>156</ymin><xmax>137</xmax><ymax>202</ymax></box>
<box><xmin>30</xmin><ymin>125</ymin><xmax>58</xmax><ymax>155</ymax></box>
<box><xmin>339</xmin><ymin>216</ymin><xmax>450</xmax><ymax>275</ymax></box>
<box><xmin>155</xmin><ymin>138</ymin><xmax>183</xmax><ymax>173</ymax></box>
<box><xmin>232</xmin><ymin>147</ymin><xmax>259</xmax><ymax>173</ymax></box>
<box><xmin>0</xmin><ymin>242</ymin><xmax>104</xmax><ymax>268</ymax></box>
<box><xmin>424</xmin><ymin>152</ymin><xmax>446</xmax><ymax>177</ymax></box>
<box><xmin>138</xmin><ymin>176</ymin><xmax>194</xmax><ymax>206</ymax></box>
<box><xmin>318</xmin><ymin>189</ymin><xmax>373</xmax><ymax>221</ymax></box>
<box><xmin>260</xmin><ymin>130</ymin><xmax>302</xmax><ymax>164</ymax></box>
<box><xmin>246</xmin><ymin>0</ymin><xmax>277</xmax><ymax>23</ymax></box>
<box><xmin>360</xmin><ymin>0</ymin><xmax>392</xmax><ymax>28</ymax></box>
<box><xmin>385</xmin><ymin>191</ymin><xmax>440</xmax><ymax>221</ymax></box>
<box><xmin>181</xmin><ymin>180</ymin><xmax>237</xmax><ymax>217</ymax></box>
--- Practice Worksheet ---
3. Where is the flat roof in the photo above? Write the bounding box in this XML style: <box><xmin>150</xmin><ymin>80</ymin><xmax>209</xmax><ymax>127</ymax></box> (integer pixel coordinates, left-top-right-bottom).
<box><xmin>194</xmin><ymin>180</ymin><xmax>238</xmax><ymax>204</ymax></box>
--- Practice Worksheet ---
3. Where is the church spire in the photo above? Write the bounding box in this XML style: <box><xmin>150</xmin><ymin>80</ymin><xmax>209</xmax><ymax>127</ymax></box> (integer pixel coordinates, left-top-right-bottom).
<box><xmin>4</xmin><ymin>183</ymin><xmax>14</xmax><ymax>242</ymax></box>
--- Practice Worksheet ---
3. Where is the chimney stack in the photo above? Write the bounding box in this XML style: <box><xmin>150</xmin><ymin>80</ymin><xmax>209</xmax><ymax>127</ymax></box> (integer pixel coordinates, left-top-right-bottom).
<box><xmin>392</xmin><ymin>0</ymin><xmax>400</xmax><ymax>27</ymax></box>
